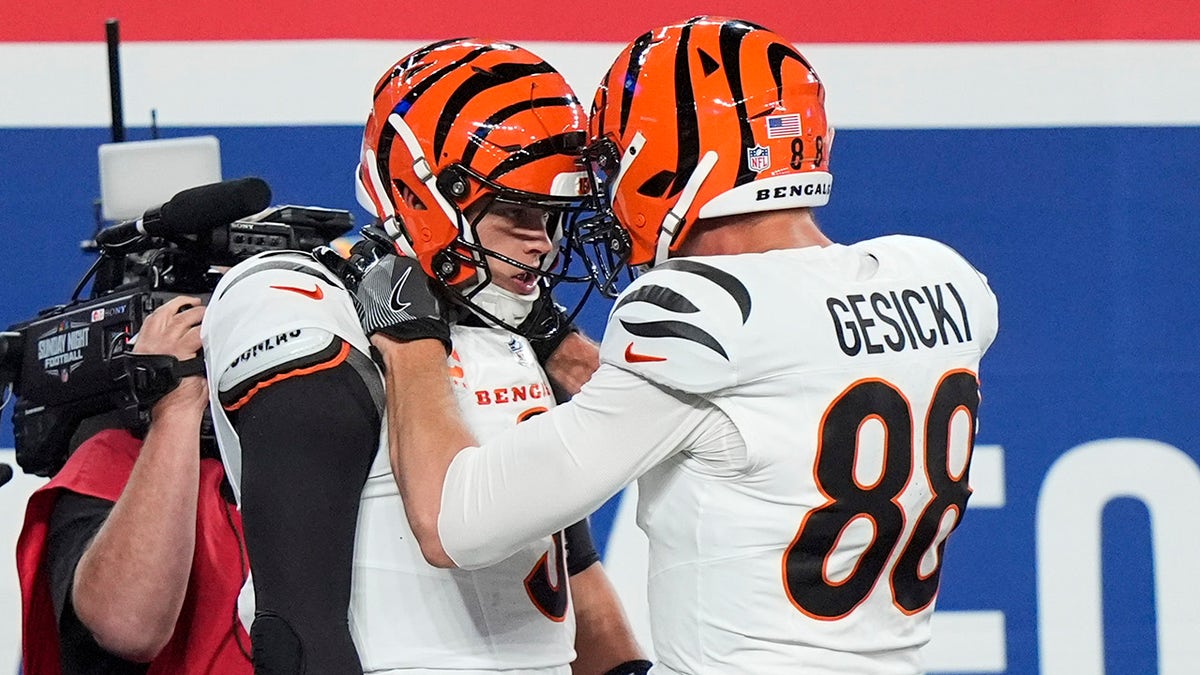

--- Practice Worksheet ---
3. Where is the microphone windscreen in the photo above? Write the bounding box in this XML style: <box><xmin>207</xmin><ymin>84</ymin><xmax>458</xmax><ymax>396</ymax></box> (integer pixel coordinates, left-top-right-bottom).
<box><xmin>0</xmin><ymin>463</ymin><xmax>13</xmax><ymax>488</ymax></box>
<box><xmin>158</xmin><ymin>177</ymin><xmax>273</xmax><ymax>235</ymax></box>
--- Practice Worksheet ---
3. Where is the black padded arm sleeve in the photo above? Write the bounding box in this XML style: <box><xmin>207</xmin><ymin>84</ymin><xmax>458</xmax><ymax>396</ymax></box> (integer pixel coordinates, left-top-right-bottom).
<box><xmin>233</xmin><ymin>358</ymin><xmax>380</xmax><ymax>674</ymax></box>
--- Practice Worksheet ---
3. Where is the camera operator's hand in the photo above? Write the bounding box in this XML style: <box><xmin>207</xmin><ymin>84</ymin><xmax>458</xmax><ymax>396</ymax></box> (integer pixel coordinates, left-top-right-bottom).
<box><xmin>132</xmin><ymin>296</ymin><xmax>208</xmax><ymax>417</ymax></box>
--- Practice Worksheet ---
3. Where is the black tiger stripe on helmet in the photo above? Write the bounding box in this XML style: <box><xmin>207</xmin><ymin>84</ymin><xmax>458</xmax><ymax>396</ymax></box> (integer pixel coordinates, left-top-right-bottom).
<box><xmin>357</xmin><ymin>39</ymin><xmax>600</xmax><ymax>339</ymax></box>
<box><xmin>588</xmin><ymin>17</ymin><xmax>834</xmax><ymax>268</ymax></box>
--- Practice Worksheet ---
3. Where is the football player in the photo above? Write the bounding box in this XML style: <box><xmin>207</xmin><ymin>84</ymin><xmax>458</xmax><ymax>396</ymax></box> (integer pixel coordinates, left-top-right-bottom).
<box><xmin>358</xmin><ymin>17</ymin><xmax>999</xmax><ymax>675</ymax></box>
<box><xmin>201</xmin><ymin>40</ymin><xmax>646</xmax><ymax>674</ymax></box>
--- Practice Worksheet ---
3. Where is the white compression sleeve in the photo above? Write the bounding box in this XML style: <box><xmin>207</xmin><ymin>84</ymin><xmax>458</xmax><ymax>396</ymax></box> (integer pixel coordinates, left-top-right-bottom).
<box><xmin>437</xmin><ymin>363</ymin><xmax>729</xmax><ymax>569</ymax></box>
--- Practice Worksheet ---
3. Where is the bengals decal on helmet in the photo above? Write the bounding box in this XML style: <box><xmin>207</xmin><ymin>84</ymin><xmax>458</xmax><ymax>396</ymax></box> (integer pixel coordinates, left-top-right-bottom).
<box><xmin>589</xmin><ymin>16</ymin><xmax>834</xmax><ymax>267</ymax></box>
<box><xmin>356</xmin><ymin>39</ymin><xmax>593</xmax><ymax>292</ymax></box>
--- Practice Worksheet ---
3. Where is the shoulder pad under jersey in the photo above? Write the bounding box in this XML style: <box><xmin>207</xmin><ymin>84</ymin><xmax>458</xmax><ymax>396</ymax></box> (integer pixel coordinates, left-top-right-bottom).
<box><xmin>599</xmin><ymin>258</ymin><xmax>751</xmax><ymax>394</ymax></box>
<box><xmin>860</xmin><ymin>234</ymin><xmax>999</xmax><ymax>351</ymax></box>
<box><xmin>203</xmin><ymin>251</ymin><xmax>377</xmax><ymax>412</ymax></box>
<box><xmin>213</xmin><ymin>250</ymin><xmax>348</xmax><ymax>300</ymax></box>
<box><xmin>869</xmin><ymin>234</ymin><xmax>992</xmax><ymax>286</ymax></box>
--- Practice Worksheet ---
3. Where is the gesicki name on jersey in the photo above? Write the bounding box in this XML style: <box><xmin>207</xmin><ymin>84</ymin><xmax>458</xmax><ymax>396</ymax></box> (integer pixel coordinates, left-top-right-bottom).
<box><xmin>827</xmin><ymin>282</ymin><xmax>974</xmax><ymax>357</ymax></box>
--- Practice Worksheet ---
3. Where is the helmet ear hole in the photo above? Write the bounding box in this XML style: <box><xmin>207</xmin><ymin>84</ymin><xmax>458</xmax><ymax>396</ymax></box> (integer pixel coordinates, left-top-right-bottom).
<box><xmin>437</xmin><ymin>165</ymin><xmax>471</xmax><ymax>202</ymax></box>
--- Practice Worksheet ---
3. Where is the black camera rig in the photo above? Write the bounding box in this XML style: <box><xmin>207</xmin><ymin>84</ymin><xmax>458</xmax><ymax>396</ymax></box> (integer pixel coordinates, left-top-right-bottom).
<box><xmin>0</xmin><ymin>178</ymin><xmax>352</xmax><ymax>477</ymax></box>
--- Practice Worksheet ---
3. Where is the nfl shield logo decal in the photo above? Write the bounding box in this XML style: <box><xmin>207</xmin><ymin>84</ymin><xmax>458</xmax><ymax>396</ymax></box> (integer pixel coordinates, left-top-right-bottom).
<box><xmin>748</xmin><ymin>145</ymin><xmax>771</xmax><ymax>172</ymax></box>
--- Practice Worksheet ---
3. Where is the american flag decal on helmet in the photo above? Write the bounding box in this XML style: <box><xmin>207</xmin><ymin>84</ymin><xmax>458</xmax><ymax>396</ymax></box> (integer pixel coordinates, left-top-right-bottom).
<box><xmin>766</xmin><ymin>114</ymin><xmax>802</xmax><ymax>138</ymax></box>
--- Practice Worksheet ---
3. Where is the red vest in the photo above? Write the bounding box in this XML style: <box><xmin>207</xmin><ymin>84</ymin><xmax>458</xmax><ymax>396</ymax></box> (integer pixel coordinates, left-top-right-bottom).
<box><xmin>16</xmin><ymin>429</ymin><xmax>253</xmax><ymax>674</ymax></box>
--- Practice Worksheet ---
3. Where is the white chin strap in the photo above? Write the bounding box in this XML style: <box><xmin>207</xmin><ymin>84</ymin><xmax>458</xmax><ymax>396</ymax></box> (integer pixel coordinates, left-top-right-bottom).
<box><xmin>655</xmin><ymin>150</ymin><xmax>720</xmax><ymax>266</ymax></box>
<box><xmin>469</xmin><ymin>283</ymin><xmax>539</xmax><ymax>328</ymax></box>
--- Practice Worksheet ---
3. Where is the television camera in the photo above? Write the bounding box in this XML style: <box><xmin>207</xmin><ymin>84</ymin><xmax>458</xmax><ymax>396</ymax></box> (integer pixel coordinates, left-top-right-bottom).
<box><xmin>0</xmin><ymin>177</ymin><xmax>353</xmax><ymax>477</ymax></box>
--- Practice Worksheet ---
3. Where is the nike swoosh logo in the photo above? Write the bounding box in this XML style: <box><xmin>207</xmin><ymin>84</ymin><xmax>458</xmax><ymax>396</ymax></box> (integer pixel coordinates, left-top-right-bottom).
<box><xmin>624</xmin><ymin>342</ymin><xmax>666</xmax><ymax>363</ymax></box>
<box><xmin>270</xmin><ymin>284</ymin><xmax>324</xmax><ymax>300</ymax></box>
<box><xmin>390</xmin><ymin>266</ymin><xmax>413</xmax><ymax>312</ymax></box>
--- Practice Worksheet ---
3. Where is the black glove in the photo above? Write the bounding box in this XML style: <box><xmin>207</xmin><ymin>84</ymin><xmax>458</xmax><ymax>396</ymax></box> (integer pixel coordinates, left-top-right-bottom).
<box><xmin>354</xmin><ymin>254</ymin><xmax>452</xmax><ymax>353</ymax></box>
<box><xmin>518</xmin><ymin>291</ymin><xmax>580</xmax><ymax>365</ymax></box>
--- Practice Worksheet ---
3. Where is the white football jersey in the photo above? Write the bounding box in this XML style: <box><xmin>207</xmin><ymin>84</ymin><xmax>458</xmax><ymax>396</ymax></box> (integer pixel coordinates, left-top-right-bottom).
<box><xmin>598</xmin><ymin>235</ymin><xmax>998</xmax><ymax>674</ymax></box>
<box><xmin>203</xmin><ymin>252</ymin><xmax>574</xmax><ymax>674</ymax></box>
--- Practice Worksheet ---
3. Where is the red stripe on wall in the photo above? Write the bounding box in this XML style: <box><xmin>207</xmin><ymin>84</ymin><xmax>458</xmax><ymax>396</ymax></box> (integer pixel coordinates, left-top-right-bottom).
<box><xmin>8</xmin><ymin>1</ymin><xmax>1200</xmax><ymax>43</ymax></box>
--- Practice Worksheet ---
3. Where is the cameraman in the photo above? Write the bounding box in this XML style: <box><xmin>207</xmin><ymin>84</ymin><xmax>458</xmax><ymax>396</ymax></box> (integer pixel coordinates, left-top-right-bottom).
<box><xmin>16</xmin><ymin>296</ymin><xmax>253</xmax><ymax>674</ymax></box>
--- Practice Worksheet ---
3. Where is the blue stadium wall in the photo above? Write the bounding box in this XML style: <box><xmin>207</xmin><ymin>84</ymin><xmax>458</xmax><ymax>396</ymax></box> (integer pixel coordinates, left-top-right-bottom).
<box><xmin>3</xmin><ymin>123</ymin><xmax>1198</xmax><ymax>673</ymax></box>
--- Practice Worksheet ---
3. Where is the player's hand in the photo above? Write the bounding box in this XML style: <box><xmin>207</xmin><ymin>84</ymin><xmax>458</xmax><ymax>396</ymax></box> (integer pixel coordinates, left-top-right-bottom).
<box><xmin>131</xmin><ymin>296</ymin><xmax>208</xmax><ymax>416</ymax></box>
<box><xmin>354</xmin><ymin>254</ymin><xmax>452</xmax><ymax>353</ymax></box>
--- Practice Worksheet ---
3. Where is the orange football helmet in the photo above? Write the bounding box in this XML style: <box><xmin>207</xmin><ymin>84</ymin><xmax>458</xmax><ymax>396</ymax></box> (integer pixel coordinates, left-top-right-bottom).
<box><xmin>588</xmin><ymin>16</ymin><xmax>833</xmax><ymax>269</ymax></box>
<box><xmin>356</xmin><ymin>39</ymin><xmax>603</xmax><ymax>327</ymax></box>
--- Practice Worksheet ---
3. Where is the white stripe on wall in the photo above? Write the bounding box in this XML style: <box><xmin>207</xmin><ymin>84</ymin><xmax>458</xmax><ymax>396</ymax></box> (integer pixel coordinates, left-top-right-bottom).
<box><xmin>0</xmin><ymin>450</ymin><xmax>49</xmax><ymax>672</ymax></box>
<box><xmin>1</xmin><ymin>40</ymin><xmax>1198</xmax><ymax>128</ymax></box>
<box><xmin>970</xmin><ymin>444</ymin><xmax>1006</xmax><ymax>508</ymax></box>
<box><xmin>925</xmin><ymin>610</ymin><xmax>1008</xmax><ymax>672</ymax></box>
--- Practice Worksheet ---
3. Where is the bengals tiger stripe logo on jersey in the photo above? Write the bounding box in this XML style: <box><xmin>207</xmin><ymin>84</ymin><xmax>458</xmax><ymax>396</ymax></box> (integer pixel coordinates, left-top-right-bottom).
<box><xmin>614</xmin><ymin>259</ymin><xmax>751</xmax><ymax>360</ymax></box>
